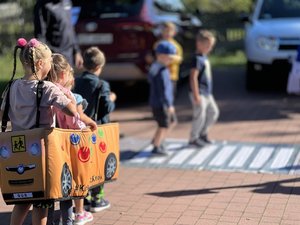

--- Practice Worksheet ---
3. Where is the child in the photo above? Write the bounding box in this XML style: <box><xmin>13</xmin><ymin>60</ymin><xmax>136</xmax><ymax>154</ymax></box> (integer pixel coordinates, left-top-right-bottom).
<box><xmin>189</xmin><ymin>30</ymin><xmax>219</xmax><ymax>147</ymax></box>
<box><xmin>74</xmin><ymin>47</ymin><xmax>116</xmax><ymax>212</ymax></box>
<box><xmin>148</xmin><ymin>40</ymin><xmax>177</xmax><ymax>155</ymax></box>
<box><xmin>159</xmin><ymin>22</ymin><xmax>183</xmax><ymax>97</ymax></box>
<box><xmin>47</xmin><ymin>53</ymin><xmax>96</xmax><ymax>225</ymax></box>
<box><xmin>0</xmin><ymin>38</ymin><xmax>78</xmax><ymax>225</ymax></box>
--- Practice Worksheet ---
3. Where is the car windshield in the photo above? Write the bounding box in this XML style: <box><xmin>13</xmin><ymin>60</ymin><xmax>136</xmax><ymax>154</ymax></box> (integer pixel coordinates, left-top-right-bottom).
<box><xmin>77</xmin><ymin>0</ymin><xmax>144</xmax><ymax>19</ymax></box>
<box><xmin>259</xmin><ymin>0</ymin><xmax>300</xmax><ymax>19</ymax></box>
<box><xmin>154</xmin><ymin>0</ymin><xmax>185</xmax><ymax>12</ymax></box>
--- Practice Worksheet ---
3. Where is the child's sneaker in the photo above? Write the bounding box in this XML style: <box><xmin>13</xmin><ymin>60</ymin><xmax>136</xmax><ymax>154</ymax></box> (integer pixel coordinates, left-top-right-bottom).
<box><xmin>74</xmin><ymin>211</ymin><xmax>93</xmax><ymax>225</ymax></box>
<box><xmin>90</xmin><ymin>198</ymin><xmax>111</xmax><ymax>213</ymax></box>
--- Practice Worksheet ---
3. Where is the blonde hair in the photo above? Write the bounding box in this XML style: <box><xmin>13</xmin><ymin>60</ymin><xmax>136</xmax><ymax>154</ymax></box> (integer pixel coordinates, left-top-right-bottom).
<box><xmin>83</xmin><ymin>47</ymin><xmax>106</xmax><ymax>71</ymax></box>
<box><xmin>162</xmin><ymin>21</ymin><xmax>176</xmax><ymax>31</ymax></box>
<box><xmin>196</xmin><ymin>30</ymin><xmax>216</xmax><ymax>45</ymax></box>
<box><xmin>49</xmin><ymin>53</ymin><xmax>74</xmax><ymax>88</ymax></box>
<box><xmin>12</xmin><ymin>38</ymin><xmax>51</xmax><ymax>81</ymax></box>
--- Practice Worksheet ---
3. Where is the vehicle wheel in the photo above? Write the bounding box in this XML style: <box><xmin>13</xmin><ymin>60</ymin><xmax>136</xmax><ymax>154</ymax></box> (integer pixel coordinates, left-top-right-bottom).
<box><xmin>61</xmin><ymin>163</ymin><xmax>72</xmax><ymax>198</ymax></box>
<box><xmin>104</xmin><ymin>153</ymin><xmax>117</xmax><ymax>181</ymax></box>
<box><xmin>246</xmin><ymin>61</ymin><xmax>260</xmax><ymax>91</ymax></box>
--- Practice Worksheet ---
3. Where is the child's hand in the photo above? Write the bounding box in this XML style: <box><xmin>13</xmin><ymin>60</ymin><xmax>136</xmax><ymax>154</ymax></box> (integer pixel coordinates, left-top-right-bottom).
<box><xmin>168</xmin><ymin>106</ymin><xmax>175</xmax><ymax>114</ymax></box>
<box><xmin>193</xmin><ymin>95</ymin><xmax>201</xmax><ymax>105</ymax></box>
<box><xmin>88</xmin><ymin>121</ymin><xmax>98</xmax><ymax>131</ymax></box>
<box><xmin>110</xmin><ymin>92</ymin><xmax>117</xmax><ymax>102</ymax></box>
<box><xmin>168</xmin><ymin>106</ymin><xmax>177</xmax><ymax>128</ymax></box>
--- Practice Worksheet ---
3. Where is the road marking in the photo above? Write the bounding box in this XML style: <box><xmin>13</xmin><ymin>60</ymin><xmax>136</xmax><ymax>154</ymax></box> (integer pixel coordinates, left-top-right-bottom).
<box><xmin>270</xmin><ymin>148</ymin><xmax>294</xmax><ymax>169</ymax></box>
<box><xmin>122</xmin><ymin>139</ymin><xmax>300</xmax><ymax>174</ymax></box>
<box><xmin>249</xmin><ymin>147</ymin><xmax>274</xmax><ymax>169</ymax></box>
<box><xmin>228</xmin><ymin>146</ymin><xmax>255</xmax><ymax>168</ymax></box>
<box><xmin>129</xmin><ymin>145</ymin><xmax>153</xmax><ymax>163</ymax></box>
<box><xmin>289</xmin><ymin>151</ymin><xmax>300</xmax><ymax>175</ymax></box>
<box><xmin>209</xmin><ymin>145</ymin><xmax>236</xmax><ymax>167</ymax></box>
<box><xmin>168</xmin><ymin>148</ymin><xmax>195</xmax><ymax>165</ymax></box>
<box><xmin>188</xmin><ymin>145</ymin><xmax>219</xmax><ymax>166</ymax></box>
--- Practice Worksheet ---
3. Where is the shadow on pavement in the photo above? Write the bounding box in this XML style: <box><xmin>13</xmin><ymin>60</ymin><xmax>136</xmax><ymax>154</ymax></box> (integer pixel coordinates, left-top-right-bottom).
<box><xmin>0</xmin><ymin>211</ymin><xmax>33</xmax><ymax>225</ymax></box>
<box><xmin>146</xmin><ymin>177</ymin><xmax>300</xmax><ymax>197</ymax></box>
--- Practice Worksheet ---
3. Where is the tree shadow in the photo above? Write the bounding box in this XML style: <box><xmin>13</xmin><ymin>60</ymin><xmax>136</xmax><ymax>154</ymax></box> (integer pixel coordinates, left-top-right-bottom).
<box><xmin>147</xmin><ymin>177</ymin><xmax>300</xmax><ymax>198</ymax></box>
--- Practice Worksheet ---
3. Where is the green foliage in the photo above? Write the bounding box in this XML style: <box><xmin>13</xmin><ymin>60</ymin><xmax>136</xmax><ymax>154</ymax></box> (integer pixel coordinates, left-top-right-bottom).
<box><xmin>210</xmin><ymin>50</ymin><xmax>246</xmax><ymax>68</ymax></box>
<box><xmin>183</xmin><ymin>0</ymin><xmax>253</xmax><ymax>13</ymax></box>
<box><xmin>0</xmin><ymin>53</ymin><xmax>24</xmax><ymax>93</ymax></box>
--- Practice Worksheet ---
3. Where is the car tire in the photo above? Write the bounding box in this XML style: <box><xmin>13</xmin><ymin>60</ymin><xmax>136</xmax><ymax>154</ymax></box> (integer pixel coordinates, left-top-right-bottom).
<box><xmin>61</xmin><ymin>163</ymin><xmax>72</xmax><ymax>198</ymax></box>
<box><xmin>246</xmin><ymin>61</ymin><xmax>260</xmax><ymax>91</ymax></box>
<box><xmin>104</xmin><ymin>153</ymin><xmax>117</xmax><ymax>181</ymax></box>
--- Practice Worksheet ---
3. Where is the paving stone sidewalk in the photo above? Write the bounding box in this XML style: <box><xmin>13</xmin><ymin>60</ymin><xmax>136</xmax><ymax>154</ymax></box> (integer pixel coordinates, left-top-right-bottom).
<box><xmin>1</xmin><ymin>68</ymin><xmax>300</xmax><ymax>224</ymax></box>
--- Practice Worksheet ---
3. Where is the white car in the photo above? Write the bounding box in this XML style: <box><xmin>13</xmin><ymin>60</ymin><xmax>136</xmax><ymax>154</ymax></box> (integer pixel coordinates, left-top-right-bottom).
<box><xmin>243</xmin><ymin>0</ymin><xmax>300</xmax><ymax>90</ymax></box>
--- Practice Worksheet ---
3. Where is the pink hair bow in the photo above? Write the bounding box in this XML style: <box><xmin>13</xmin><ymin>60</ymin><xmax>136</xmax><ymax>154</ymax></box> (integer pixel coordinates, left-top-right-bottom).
<box><xmin>28</xmin><ymin>38</ymin><xmax>39</xmax><ymax>48</ymax></box>
<box><xmin>17</xmin><ymin>38</ymin><xmax>27</xmax><ymax>47</ymax></box>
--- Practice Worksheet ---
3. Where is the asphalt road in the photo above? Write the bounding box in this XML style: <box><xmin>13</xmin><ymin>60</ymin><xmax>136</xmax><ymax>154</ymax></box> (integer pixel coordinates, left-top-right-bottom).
<box><xmin>110</xmin><ymin>66</ymin><xmax>300</xmax><ymax>145</ymax></box>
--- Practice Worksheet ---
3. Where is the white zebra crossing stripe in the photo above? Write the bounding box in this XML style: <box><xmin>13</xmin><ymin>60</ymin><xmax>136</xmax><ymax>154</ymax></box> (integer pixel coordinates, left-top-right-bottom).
<box><xmin>122</xmin><ymin>139</ymin><xmax>300</xmax><ymax>174</ymax></box>
<box><xmin>187</xmin><ymin>145</ymin><xmax>219</xmax><ymax>166</ymax></box>
<box><xmin>168</xmin><ymin>148</ymin><xmax>195</xmax><ymax>165</ymax></box>
<box><xmin>289</xmin><ymin>151</ymin><xmax>300</xmax><ymax>175</ymax></box>
<box><xmin>149</xmin><ymin>143</ymin><xmax>184</xmax><ymax>164</ymax></box>
<box><xmin>249</xmin><ymin>147</ymin><xmax>274</xmax><ymax>169</ymax></box>
<box><xmin>228</xmin><ymin>146</ymin><xmax>255</xmax><ymax>168</ymax></box>
<box><xmin>129</xmin><ymin>145</ymin><xmax>153</xmax><ymax>163</ymax></box>
<box><xmin>270</xmin><ymin>148</ymin><xmax>294</xmax><ymax>169</ymax></box>
<box><xmin>149</xmin><ymin>151</ymin><xmax>174</xmax><ymax>164</ymax></box>
<box><xmin>209</xmin><ymin>145</ymin><xmax>236</xmax><ymax>167</ymax></box>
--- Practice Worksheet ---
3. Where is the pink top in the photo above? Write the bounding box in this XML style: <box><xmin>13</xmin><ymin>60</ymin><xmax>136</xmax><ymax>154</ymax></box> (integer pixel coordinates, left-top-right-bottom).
<box><xmin>2</xmin><ymin>79</ymin><xmax>71</xmax><ymax>131</ymax></box>
<box><xmin>54</xmin><ymin>83</ymin><xmax>86</xmax><ymax>130</ymax></box>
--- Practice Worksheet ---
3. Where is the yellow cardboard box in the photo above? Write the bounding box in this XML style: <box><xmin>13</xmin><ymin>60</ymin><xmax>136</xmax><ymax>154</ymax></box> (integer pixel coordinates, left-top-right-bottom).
<box><xmin>0</xmin><ymin>123</ymin><xmax>119</xmax><ymax>204</ymax></box>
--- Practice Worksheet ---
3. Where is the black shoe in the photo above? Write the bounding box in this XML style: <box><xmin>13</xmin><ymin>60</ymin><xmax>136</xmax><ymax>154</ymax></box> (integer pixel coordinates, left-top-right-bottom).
<box><xmin>200</xmin><ymin>135</ymin><xmax>214</xmax><ymax>144</ymax></box>
<box><xmin>90</xmin><ymin>198</ymin><xmax>111</xmax><ymax>213</ymax></box>
<box><xmin>151</xmin><ymin>146</ymin><xmax>167</xmax><ymax>156</ymax></box>
<box><xmin>189</xmin><ymin>139</ymin><xmax>206</xmax><ymax>147</ymax></box>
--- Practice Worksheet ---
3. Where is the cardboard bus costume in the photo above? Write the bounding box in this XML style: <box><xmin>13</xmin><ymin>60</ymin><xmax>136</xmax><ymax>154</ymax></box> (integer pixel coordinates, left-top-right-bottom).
<box><xmin>0</xmin><ymin>123</ymin><xmax>119</xmax><ymax>204</ymax></box>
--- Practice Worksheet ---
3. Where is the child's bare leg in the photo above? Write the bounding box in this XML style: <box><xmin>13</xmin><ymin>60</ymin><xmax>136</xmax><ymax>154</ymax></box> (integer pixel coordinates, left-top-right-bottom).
<box><xmin>74</xmin><ymin>198</ymin><xmax>93</xmax><ymax>223</ymax></box>
<box><xmin>10</xmin><ymin>204</ymin><xmax>31</xmax><ymax>225</ymax></box>
<box><xmin>32</xmin><ymin>207</ymin><xmax>48</xmax><ymax>225</ymax></box>
<box><xmin>74</xmin><ymin>198</ymin><xmax>84</xmax><ymax>213</ymax></box>
<box><xmin>153</xmin><ymin>127</ymin><xmax>167</xmax><ymax>147</ymax></box>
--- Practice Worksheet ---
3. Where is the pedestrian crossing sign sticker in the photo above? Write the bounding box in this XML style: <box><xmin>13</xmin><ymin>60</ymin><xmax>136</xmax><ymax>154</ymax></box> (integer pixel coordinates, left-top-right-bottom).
<box><xmin>11</xmin><ymin>135</ymin><xmax>26</xmax><ymax>153</ymax></box>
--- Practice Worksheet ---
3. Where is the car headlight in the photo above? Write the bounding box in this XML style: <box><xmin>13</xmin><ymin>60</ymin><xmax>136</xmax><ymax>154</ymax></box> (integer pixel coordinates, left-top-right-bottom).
<box><xmin>256</xmin><ymin>36</ymin><xmax>279</xmax><ymax>51</ymax></box>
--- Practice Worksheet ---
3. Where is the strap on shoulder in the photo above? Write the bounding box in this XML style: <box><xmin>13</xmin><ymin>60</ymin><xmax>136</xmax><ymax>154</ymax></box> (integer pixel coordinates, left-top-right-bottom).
<box><xmin>1</xmin><ymin>80</ymin><xmax>14</xmax><ymax>132</ymax></box>
<box><xmin>35</xmin><ymin>80</ymin><xmax>44</xmax><ymax>128</ymax></box>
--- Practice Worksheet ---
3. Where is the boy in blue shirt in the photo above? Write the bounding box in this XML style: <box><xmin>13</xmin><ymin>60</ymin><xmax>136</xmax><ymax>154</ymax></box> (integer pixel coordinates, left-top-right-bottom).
<box><xmin>74</xmin><ymin>47</ymin><xmax>116</xmax><ymax>213</ymax></box>
<box><xmin>148</xmin><ymin>41</ymin><xmax>177</xmax><ymax>155</ymax></box>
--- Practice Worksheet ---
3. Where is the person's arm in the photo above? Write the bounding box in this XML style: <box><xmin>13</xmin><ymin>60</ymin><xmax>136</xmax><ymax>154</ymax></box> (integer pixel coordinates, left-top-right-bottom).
<box><xmin>170</xmin><ymin>42</ymin><xmax>183</xmax><ymax>64</ymax></box>
<box><xmin>61</xmin><ymin>101</ymin><xmax>78</xmax><ymax>117</ymax></box>
<box><xmin>170</xmin><ymin>54</ymin><xmax>182</xmax><ymax>63</ymax></box>
<box><xmin>190</xmin><ymin>68</ymin><xmax>201</xmax><ymax>105</ymax></box>
<box><xmin>97</xmin><ymin>81</ymin><xmax>116</xmax><ymax>116</ymax></box>
<box><xmin>77</xmin><ymin>104</ymin><xmax>97</xmax><ymax>131</ymax></box>
<box><xmin>33</xmin><ymin>1</ymin><xmax>46</xmax><ymax>42</ymax></box>
<box><xmin>161</xmin><ymin>69</ymin><xmax>174</xmax><ymax>108</ymax></box>
<box><xmin>0</xmin><ymin>110</ymin><xmax>3</xmax><ymax>121</ymax></box>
